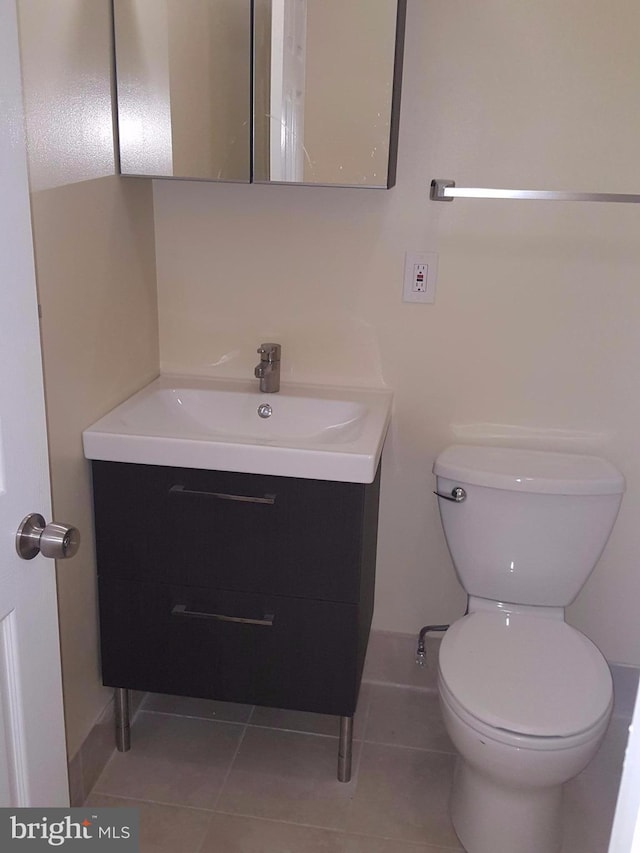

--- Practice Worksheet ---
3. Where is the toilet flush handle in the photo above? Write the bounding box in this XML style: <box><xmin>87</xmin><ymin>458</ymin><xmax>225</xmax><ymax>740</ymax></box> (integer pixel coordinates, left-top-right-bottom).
<box><xmin>434</xmin><ymin>487</ymin><xmax>467</xmax><ymax>503</ymax></box>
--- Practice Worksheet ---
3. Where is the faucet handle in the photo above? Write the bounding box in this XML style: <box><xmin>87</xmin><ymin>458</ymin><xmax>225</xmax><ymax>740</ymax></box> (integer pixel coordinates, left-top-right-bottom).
<box><xmin>257</xmin><ymin>343</ymin><xmax>281</xmax><ymax>362</ymax></box>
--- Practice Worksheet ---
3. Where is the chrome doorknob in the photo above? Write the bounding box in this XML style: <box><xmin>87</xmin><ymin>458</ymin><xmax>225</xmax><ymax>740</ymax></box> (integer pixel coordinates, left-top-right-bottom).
<box><xmin>15</xmin><ymin>513</ymin><xmax>80</xmax><ymax>560</ymax></box>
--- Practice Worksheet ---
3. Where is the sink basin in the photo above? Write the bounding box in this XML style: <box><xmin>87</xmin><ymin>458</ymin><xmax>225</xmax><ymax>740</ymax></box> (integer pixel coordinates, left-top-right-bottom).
<box><xmin>83</xmin><ymin>375</ymin><xmax>392</xmax><ymax>483</ymax></box>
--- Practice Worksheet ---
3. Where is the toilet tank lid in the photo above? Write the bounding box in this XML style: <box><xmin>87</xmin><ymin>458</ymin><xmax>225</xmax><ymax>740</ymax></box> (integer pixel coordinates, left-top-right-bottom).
<box><xmin>433</xmin><ymin>445</ymin><xmax>625</xmax><ymax>495</ymax></box>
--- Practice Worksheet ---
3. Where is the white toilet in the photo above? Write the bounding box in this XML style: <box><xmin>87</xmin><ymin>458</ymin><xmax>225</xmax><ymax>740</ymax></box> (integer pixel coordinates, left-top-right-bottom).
<box><xmin>433</xmin><ymin>444</ymin><xmax>625</xmax><ymax>853</ymax></box>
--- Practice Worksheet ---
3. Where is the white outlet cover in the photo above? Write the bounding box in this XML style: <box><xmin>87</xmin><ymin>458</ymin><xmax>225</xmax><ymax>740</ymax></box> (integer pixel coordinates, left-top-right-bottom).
<box><xmin>403</xmin><ymin>251</ymin><xmax>438</xmax><ymax>303</ymax></box>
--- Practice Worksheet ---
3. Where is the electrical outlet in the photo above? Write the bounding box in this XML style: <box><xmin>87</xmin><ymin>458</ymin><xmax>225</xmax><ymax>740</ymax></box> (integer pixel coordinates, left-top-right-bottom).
<box><xmin>403</xmin><ymin>252</ymin><xmax>438</xmax><ymax>303</ymax></box>
<box><xmin>412</xmin><ymin>263</ymin><xmax>427</xmax><ymax>292</ymax></box>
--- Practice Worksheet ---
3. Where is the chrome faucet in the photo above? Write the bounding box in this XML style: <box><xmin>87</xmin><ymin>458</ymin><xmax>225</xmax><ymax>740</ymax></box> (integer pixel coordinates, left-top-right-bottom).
<box><xmin>254</xmin><ymin>343</ymin><xmax>281</xmax><ymax>393</ymax></box>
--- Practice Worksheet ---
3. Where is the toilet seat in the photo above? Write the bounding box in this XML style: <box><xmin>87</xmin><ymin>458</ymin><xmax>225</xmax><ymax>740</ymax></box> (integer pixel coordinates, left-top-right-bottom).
<box><xmin>438</xmin><ymin>676</ymin><xmax>610</xmax><ymax>753</ymax></box>
<box><xmin>438</xmin><ymin>611</ymin><xmax>612</xmax><ymax>739</ymax></box>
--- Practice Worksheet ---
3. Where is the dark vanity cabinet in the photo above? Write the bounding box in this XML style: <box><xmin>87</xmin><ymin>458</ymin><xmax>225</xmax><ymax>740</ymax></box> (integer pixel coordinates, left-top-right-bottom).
<box><xmin>91</xmin><ymin>461</ymin><xmax>380</xmax><ymax>720</ymax></box>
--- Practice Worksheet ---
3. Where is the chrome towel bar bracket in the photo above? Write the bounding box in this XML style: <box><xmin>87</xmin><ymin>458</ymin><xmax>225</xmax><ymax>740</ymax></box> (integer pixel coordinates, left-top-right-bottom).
<box><xmin>430</xmin><ymin>178</ymin><xmax>640</xmax><ymax>204</ymax></box>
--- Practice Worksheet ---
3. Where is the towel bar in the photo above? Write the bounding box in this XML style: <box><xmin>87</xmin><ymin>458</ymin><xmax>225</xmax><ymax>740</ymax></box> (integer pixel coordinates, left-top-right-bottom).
<box><xmin>430</xmin><ymin>178</ymin><xmax>640</xmax><ymax>204</ymax></box>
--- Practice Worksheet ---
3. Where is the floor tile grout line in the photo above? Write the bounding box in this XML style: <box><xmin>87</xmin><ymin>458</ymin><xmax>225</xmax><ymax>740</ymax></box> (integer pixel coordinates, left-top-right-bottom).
<box><xmin>361</xmin><ymin>678</ymin><xmax>440</xmax><ymax>694</ymax></box>
<box><xmin>210</xmin><ymin>720</ymin><xmax>250</xmax><ymax>814</ymax></box>
<box><xmin>88</xmin><ymin>789</ymin><xmax>224</xmax><ymax>849</ymax></box>
<box><xmin>88</xmin><ymin>795</ymin><xmax>462</xmax><ymax>853</ymax></box>
<box><xmin>137</xmin><ymin>707</ymin><xmax>353</xmax><ymax>741</ymax></box>
<box><xmin>362</xmin><ymin>739</ymin><xmax>456</xmax><ymax>755</ymax></box>
<box><xmin>194</xmin><ymin>817</ymin><xmax>216</xmax><ymax>853</ymax></box>
<box><xmin>357</xmin><ymin>684</ymin><xmax>374</xmax><ymax>742</ymax></box>
<box><xmin>86</xmin><ymin>790</ymin><xmax>219</xmax><ymax>815</ymax></box>
<box><xmin>349</xmin><ymin>686</ymin><xmax>373</xmax><ymax>790</ymax></box>
<box><xmin>138</xmin><ymin>700</ymin><xmax>630</xmax><ymax>767</ymax></box>
<box><xmin>114</xmin><ymin>706</ymin><xmax>458</xmax><ymax>756</ymax></box>
<box><xmin>139</xmin><ymin>708</ymin><xmax>252</xmax><ymax>726</ymax></box>
<box><xmin>135</xmin><ymin>708</ymin><xmax>456</xmax><ymax>756</ymax></box>
<box><xmin>211</xmin><ymin>808</ymin><xmax>465</xmax><ymax>850</ymax></box>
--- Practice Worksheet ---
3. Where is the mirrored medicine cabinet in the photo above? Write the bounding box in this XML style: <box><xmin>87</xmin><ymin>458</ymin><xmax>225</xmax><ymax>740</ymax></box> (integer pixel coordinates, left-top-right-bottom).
<box><xmin>113</xmin><ymin>0</ymin><xmax>406</xmax><ymax>188</ymax></box>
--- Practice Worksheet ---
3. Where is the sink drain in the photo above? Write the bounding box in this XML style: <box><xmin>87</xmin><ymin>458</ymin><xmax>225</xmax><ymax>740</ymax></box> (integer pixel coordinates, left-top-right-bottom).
<box><xmin>257</xmin><ymin>403</ymin><xmax>272</xmax><ymax>419</ymax></box>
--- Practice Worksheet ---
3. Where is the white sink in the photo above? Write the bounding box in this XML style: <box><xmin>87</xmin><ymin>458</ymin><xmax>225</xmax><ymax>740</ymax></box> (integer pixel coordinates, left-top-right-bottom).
<box><xmin>83</xmin><ymin>375</ymin><xmax>392</xmax><ymax>483</ymax></box>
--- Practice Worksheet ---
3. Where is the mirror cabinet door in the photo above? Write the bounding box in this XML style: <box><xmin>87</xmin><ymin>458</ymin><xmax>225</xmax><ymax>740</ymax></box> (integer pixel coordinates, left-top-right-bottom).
<box><xmin>254</xmin><ymin>0</ymin><xmax>405</xmax><ymax>188</ymax></box>
<box><xmin>113</xmin><ymin>0</ymin><xmax>405</xmax><ymax>187</ymax></box>
<box><xmin>114</xmin><ymin>0</ymin><xmax>252</xmax><ymax>182</ymax></box>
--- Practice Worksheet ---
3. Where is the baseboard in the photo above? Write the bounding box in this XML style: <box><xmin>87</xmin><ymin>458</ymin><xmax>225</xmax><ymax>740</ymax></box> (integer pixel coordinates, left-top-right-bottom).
<box><xmin>67</xmin><ymin>690</ymin><xmax>145</xmax><ymax>807</ymax></box>
<box><xmin>610</xmin><ymin>664</ymin><xmax>640</xmax><ymax>718</ymax></box>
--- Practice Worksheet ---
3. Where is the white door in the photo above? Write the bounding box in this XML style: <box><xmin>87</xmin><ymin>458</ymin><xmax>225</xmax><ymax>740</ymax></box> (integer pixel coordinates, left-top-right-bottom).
<box><xmin>608</xmin><ymin>685</ymin><xmax>640</xmax><ymax>852</ymax></box>
<box><xmin>0</xmin><ymin>0</ymin><xmax>69</xmax><ymax>806</ymax></box>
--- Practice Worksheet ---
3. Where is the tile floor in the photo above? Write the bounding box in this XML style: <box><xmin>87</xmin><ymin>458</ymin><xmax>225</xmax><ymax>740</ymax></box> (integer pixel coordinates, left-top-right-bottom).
<box><xmin>85</xmin><ymin>635</ymin><xmax>629</xmax><ymax>852</ymax></box>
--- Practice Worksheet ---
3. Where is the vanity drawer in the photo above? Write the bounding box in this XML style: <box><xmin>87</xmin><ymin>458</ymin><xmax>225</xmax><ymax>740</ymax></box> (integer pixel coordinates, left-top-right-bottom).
<box><xmin>92</xmin><ymin>461</ymin><xmax>380</xmax><ymax>603</ymax></box>
<box><xmin>98</xmin><ymin>578</ymin><xmax>369</xmax><ymax>717</ymax></box>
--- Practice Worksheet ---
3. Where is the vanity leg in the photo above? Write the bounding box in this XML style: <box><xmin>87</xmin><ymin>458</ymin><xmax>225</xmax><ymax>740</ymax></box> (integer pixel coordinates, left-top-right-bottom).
<box><xmin>114</xmin><ymin>688</ymin><xmax>130</xmax><ymax>752</ymax></box>
<box><xmin>337</xmin><ymin>715</ymin><xmax>353</xmax><ymax>782</ymax></box>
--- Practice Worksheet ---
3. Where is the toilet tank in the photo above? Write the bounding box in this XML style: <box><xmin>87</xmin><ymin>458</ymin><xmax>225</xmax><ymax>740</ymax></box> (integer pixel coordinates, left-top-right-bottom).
<box><xmin>433</xmin><ymin>445</ymin><xmax>625</xmax><ymax>607</ymax></box>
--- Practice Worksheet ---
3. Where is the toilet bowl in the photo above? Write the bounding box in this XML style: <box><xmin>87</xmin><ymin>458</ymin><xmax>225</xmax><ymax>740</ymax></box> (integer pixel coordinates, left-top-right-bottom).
<box><xmin>438</xmin><ymin>608</ymin><xmax>612</xmax><ymax>853</ymax></box>
<box><xmin>432</xmin><ymin>445</ymin><xmax>625</xmax><ymax>853</ymax></box>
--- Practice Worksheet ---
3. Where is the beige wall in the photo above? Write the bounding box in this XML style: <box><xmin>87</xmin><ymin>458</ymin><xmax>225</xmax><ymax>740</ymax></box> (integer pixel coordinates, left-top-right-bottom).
<box><xmin>155</xmin><ymin>0</ymin><xmax>640</xmax><ymax>665</ymax></box>
<box><xmin>18</xmin><ymin>0</ymin><xmax>159</xmax><ymax>758</ymax></box>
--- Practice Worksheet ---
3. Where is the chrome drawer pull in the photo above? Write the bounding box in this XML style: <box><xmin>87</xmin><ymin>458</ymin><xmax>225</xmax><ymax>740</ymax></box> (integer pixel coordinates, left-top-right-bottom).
<box><xmin>171</xmin><ymin>604</ymin><xmax>275</xmax><ymax>627</ymax></box>
<box><xmin>169</xmin><ymin>485</ymin><xmax>276</xmax><ymax>505</ymax></box>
